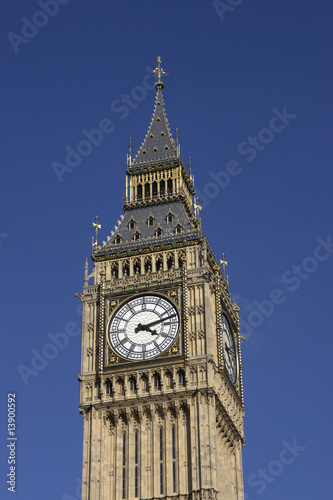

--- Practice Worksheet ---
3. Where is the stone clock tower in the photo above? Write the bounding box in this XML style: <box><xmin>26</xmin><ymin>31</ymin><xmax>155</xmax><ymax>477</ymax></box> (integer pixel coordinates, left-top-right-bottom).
<box><xmin>77</xmin><ymin>58</ymin><xmax>245</xmax><ymax>500</ymax></box>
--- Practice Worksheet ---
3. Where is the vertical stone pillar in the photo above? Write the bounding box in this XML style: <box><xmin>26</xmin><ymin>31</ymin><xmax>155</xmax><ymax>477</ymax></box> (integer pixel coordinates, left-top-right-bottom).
<box><xmin>152</xmin><ymin>413</ymin><xmax>159</xmax><ymax>498</ymax></box>
<box><xmin>151</xmin><ymin>254</ymin><xmax>156</xmax><ymax>274</ymax></box>
<box><xmin>128</xmin><ymin>420</ymin><xmax>134</xmax><ymax>500</ymax></box>
<box><xmin>174</xmin><ymin>249</ymin><xmax>179</xmax><ymax>269</ymax></box>
<box><xmin>118</xmin><ymin>259</ymin><xmax>123</xmax><ymax>279</ymax></box>
<box><xmin>81</xmin><ymin>410</ymin><xmax>91</xmax><ymax>500</ymax></box>
<box><xmin>189</xmin><ymin>397</ymin><xmax>200</xmax><ymax>492</ymax></box>
<box><xmin>163</xmin><ymin>252</ymin><xmax>167</xmax><ymax>271</ymax></box>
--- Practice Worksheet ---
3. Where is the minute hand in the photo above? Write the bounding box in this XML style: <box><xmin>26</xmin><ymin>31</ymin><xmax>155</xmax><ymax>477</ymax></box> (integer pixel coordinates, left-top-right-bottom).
<box><xmin>145</xmin><ymin>313</ymin><xmax>177</xmax><ymax>328</ymax></box>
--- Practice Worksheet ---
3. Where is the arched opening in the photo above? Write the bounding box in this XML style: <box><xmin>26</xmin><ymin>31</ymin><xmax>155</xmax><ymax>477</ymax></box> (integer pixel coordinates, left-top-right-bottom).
<box><xmin>145</xmin><ymin>183</ymin><xmax>150</xmax><ymax>199</ymax></box>
<box><xmin>167</xmin><ymin>255</ymin><xmax>174</xmax><ymax>270</ymax></box>
<box><xmin>111</xmin><ymin>262</ymin><xmax>119</xmax><ymax>278</ymax></box>
<box><xmin>144</xmin><ymin>257</ymin><xmax>152</xmax><ymax>273</ymax></box>
<box><xmin>123</xmin><ymin>261</ymin><xmax>130</xmax><ymax>277</ymax></box>
<box><xmin>156</xmin><ymin>256</ymin><xmax>163</xmax><ymax>271</ymax></box>
<box><xmin>133</xmin><ymin>259</ymin><xmax>141</xmax><ymax>274</ymax></box>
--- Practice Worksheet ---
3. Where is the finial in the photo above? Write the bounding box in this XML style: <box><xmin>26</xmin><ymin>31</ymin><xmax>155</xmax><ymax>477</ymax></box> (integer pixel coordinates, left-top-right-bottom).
<box><xmin>175</xmin><ymin>128</ymin><xmax>180</xmax><ymax>147</ymax></box>
<box><xmin>175</xmin><ymin>128</ymin><xmax>180</xmax><ymax>156</ymax></box>
<box><xmin>188</xmin><ymin>156</ymin><xmax>193</xmax><ymax>176</ymax></box>
<box><xmin>220</xmin><ymin>253</ymin><xmax>228</xmax><ymax>273</ymax></box>
<box><xmin>127</xmin><ymin>137</ymin><xmax>133</xmax><ymax>167</ymax></box>
<box><xmin>193</xmin><ymin>197</ymin><xmax>202</xmax><ymax>219</ymax></box>
<box><xmin>152</xmin><ymin>56</ymin><xmax>166</xmax><ymax>89</ymax></box>
<box><xmin>84</xmin><ymin>258</ymin><xmax>89</xmax><ymax>286</ymax></box>
<box><xmin>92</xmin><ymin>215</ymin><xmax>101</xmax><ymax>253</ymax></box>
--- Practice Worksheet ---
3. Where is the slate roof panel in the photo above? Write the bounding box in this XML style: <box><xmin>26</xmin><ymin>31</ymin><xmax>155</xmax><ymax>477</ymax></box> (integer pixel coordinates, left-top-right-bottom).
<box><xmin>95</xmin><ymin>201</ymin><xmax>197</xmax><ymax>256</ymax></box>
<box><xmin>130</xmin><ymin>88</ymin><xmax>178</xmax><ymax>167</ymax></box>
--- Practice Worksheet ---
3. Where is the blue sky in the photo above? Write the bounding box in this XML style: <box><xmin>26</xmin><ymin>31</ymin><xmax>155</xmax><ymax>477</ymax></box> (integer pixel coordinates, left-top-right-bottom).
<box><xmin>1</xmin><ymin>1</ymin><xmax>332</xmax><ymax>498</ymax></box>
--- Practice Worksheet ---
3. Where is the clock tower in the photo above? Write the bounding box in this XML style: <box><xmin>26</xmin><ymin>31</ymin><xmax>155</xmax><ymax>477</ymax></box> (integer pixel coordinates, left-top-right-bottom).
<box><xmin>77</xmin><ymin>58</ymin><xmax>245</xmax><ymax>500</ymax></box>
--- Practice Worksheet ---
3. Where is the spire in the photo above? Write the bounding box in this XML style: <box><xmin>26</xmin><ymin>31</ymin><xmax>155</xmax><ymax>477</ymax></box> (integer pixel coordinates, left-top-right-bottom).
<box><xmin>130</xmin><ymin>57</ymin><xmax>178</xmax><ymax>168</ymax></box>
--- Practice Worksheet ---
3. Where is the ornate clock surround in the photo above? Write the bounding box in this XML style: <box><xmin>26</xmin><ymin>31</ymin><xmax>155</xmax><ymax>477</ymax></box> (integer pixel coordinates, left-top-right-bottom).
<box><xmin>102</xmin><ymin>284</ymin><xmax>184</xmax><ymax>369</ymax></box>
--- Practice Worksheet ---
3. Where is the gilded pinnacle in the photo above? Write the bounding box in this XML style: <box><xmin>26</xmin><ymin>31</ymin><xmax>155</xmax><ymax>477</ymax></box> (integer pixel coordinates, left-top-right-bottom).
<box><xmin>152</xmin><ymin>56</ymin><xmax>166</xmax><ymax>89</ymax></box>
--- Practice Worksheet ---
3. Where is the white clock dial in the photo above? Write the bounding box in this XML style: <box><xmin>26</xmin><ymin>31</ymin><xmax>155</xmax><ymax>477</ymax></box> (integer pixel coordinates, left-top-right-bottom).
<box><xmin>221</xmin><ymin>315</ymin><xmax>237</xmax><ymax>384</ymax></box>
<box><xmin>108</xmin><ymin>294</ymin><xmax>179</xmax><ymax>361</ymax></box>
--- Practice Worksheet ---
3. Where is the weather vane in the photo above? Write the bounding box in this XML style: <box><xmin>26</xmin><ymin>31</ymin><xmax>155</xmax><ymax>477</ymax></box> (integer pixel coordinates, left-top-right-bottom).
<box><xmin>220</xmin><ymin>253</ymin><xmax>228</xmax><ymax>273</ymax></box>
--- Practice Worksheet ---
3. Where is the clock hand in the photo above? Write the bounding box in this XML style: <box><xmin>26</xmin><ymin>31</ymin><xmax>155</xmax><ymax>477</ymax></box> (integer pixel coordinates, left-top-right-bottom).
<box><xmin>134</xmin><ymin>314</ymin><xmax>176</xmax><ymax>333</ymax></box>
<box><xmin>134</xmin><ymin>323</ymin><xmax>158</xmax><ymax>335</ymax></box>
<box><xmin>225</xmin><ymin>344</ymin><xmax>235</xmax><ymax>357</ymax></box>
<box><xmin>144</xmin><ymin>313</ymin><xmax>177</xmax><ymax>328</ymax></box>
<box><xmin>134</xmin><ymin>314</ymin><xmax>176</xmax><ymax>334</ymax></box>
<box><xmin>225</xmin><ymin>344</ymin><xmax>235</xmax><ymax>366</ymax></box>
<box><xmin>135</xmin><ymin>323</ymin><xmax>144</xmax><ymax>333</ymax></box>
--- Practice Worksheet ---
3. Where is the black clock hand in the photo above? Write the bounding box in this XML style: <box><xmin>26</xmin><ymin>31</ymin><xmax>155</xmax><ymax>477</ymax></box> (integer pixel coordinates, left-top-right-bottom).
<box><xmin>225</xmin><ymin>344</ymin><xmax>235</xmax><ymax>357</ymax></box>
<box><xmin>134</xmin><ymin>314</ymin><xmax>176</xmax><ymax>334</ymax></box>
<box><xmin>144</xmin><ymin>313</ymin><xmax>177</xmax><ymax>328</ymax></box>
<box><xmin>225</xmin><ymin>344</ymin><xmax>232</xmax><ymax>364</ymax></box>
<box><xmin>134</xmin><ymin>323</ymin><xmax>158</xmax><ymax>335</ymax></box>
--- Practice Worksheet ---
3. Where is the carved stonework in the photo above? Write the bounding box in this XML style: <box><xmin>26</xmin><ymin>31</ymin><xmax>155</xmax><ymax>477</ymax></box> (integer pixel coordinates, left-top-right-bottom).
<box><xmin>192</xmin><ymin>489</ymin><xmax>218</xmax><ymax>500</ymax></box>
<box><xmin>78</xmin><ymin>61</ymin><xmax>245</xmax><ymax>499</ymax></box>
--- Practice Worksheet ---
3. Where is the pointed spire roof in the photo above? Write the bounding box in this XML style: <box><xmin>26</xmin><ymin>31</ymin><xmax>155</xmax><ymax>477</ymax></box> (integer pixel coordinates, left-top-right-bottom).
<box><xmin>130</xmin><ymin>57</ymin><xmax>178</xmax><ymax>169</ymax></box>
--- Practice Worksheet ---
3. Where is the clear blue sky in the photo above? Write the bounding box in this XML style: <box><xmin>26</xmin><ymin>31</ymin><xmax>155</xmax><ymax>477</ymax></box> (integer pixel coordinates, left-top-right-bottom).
<box><xmin>1</xmin><ymin>1</ymin><xmax>332</xmax><ymax>498</ymax></box>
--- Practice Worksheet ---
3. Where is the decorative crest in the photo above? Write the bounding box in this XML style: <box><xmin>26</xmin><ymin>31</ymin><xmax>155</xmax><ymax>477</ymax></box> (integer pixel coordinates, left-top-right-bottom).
<box><xmin>152</xmin><ymin>56</ymin><xmax>166</xmax><ymax>89</ymax></box>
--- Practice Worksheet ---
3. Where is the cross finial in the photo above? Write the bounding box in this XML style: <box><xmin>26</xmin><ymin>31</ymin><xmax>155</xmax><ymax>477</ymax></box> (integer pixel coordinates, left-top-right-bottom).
<box><xmin>152</xmin><ymin>56</ymin><xmax>166</xmax><ymax>89</ymax></box>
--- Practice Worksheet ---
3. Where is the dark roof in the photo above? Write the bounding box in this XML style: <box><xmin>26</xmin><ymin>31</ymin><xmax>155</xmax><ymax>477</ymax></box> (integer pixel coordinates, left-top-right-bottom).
<box><xmin>94</xmin><ymin>201</ymin><xmax>198</xmax><ymax>257</ymax></box>
<box><xmin>130</xmin><ymin>87</ymin><xmax>178</xmax><ymax>168</ymax></box>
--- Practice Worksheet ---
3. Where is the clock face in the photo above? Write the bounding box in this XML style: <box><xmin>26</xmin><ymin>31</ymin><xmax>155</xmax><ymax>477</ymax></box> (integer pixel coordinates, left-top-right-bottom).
<box><xmin>108</xmin><ymin>294</ymin><xmax>179</xmax><ymax>361</ymax></box>
<box><xmin>221</xmin><ymin>315</ymin><xmax>237</xmax><ymax>384</ymax></box>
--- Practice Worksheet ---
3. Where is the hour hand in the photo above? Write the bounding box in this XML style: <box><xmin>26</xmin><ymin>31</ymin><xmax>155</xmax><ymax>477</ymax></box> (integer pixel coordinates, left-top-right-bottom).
<box><xmin>147</xmin><ymin>327</ymin><xmax>158</xmax><ymax>335</ymax></box>
<box><xmin>225</xmin><ymin>344</ymin><xmax>235</xmax><ymax>357</ymax></box>
<box><xmin>135</xmin><ymin>323</ymin><xmax>144</xmax><ymax>333</ymax></box>
<box><xmin>135</xmin><ymin>323</ymin><xmax>157</xmax><ymax>335</ymax></box>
